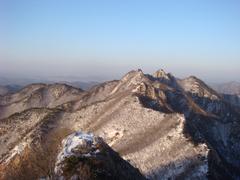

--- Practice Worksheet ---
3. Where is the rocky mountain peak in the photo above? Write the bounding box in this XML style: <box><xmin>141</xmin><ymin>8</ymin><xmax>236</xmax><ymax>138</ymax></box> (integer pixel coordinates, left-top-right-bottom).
<box><xmin>153</xmin><ymin>69</ymin><xmax>170</xmax><ymax>80</ymax></box>
<box><xmin>122</xmin><ymin>69</ymin><xmax>144</xmax><ymax>80</ymax></box>
<box><xmin>110</xmin><ymin>69</ymin><xmax>147</xmax><ymax>94</ymax></box>
<box><xmin>179</xmin><ymin>76</ymin><xmax>220</xmax><ymax>100</ymax></box>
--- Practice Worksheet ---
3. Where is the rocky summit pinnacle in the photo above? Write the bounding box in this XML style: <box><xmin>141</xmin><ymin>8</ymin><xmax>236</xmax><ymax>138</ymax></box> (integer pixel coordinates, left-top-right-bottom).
<box><xmin>153</xmin><ymin>69</ymin><xmax>170</xmax><ymax>79</ymax></box>
<box><xmin>54</xmin><ymin>131</ymin><xmax>145</xmax><ymax>180</ymax></box>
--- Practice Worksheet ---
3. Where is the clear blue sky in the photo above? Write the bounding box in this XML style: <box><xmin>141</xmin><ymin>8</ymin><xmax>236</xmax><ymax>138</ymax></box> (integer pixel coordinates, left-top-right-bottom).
<box><xmin>1</xmin><ymin>0</ymin><xmax>240</xmax><ymax>82</ymax></box>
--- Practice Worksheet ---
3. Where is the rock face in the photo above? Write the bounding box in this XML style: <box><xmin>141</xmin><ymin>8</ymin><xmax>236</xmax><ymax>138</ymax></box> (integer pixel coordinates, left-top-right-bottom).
<box><xmin>0</xmin><ymin>69</ymin><xmax>239</xmax><ymax>180</ymax></box>
<box><xmin>153</xmin><ymin>69</ymin><xmax>170</xmax><ymax>79</ymax></box>
<box><xmin>54</xmin><ymin>131</ymin><xmax>145</xmax><ymax>180</ymax></box>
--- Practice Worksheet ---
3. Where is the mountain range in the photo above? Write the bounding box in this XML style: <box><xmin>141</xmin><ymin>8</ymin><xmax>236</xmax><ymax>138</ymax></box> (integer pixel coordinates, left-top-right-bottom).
<box><xmin>0</xmin><ymin>69</ymin><xmax>239</xmax><ymax>180</ymax></box>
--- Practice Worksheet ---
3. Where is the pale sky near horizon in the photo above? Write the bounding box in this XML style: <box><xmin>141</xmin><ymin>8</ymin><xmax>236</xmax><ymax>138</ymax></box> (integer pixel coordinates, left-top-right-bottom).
<box><xmin>0</xmin><ymin>0</ymin><xmax>240</xmax><ymax>82</ymax></box>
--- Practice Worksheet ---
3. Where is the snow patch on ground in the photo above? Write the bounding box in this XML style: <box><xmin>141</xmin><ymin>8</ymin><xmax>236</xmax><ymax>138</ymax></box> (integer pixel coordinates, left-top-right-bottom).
<box><xmin>3</xmin><ymin>141</ymin><xmax>28</xmax><ymax>164</ymax></box>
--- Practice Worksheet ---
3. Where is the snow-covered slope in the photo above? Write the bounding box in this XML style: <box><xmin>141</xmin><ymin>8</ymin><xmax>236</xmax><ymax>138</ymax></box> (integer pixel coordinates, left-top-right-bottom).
<box><xmin>0</xmin><ymin>83</ymin><xmax>85</xmax><ymax>119</ymax></box>
<box><xmin>179</xmin><ymin>76</ymin><xmax>220</xmax><ymax>100</ymax></box>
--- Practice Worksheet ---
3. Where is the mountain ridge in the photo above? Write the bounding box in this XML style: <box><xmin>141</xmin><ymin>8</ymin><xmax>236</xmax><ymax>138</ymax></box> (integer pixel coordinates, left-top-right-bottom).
<box><xmin>0</xmin><ymin>69</ymin><xmax>239</xmax><ymax>180</ymax></box>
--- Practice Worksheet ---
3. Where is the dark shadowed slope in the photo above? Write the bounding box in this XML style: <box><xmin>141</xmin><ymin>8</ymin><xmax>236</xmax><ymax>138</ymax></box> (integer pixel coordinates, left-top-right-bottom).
<box><xmin>212</xmin><ymin>81</ymin><xmax>240</xmax><ymax>95</ymax></box>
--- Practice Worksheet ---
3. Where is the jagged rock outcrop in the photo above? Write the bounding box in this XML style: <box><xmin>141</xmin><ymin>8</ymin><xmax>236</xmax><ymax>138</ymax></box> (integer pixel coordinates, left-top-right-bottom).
<box><xmin>54</xmin><ymin>131</ymin><xmax>145</xmax><ymax>180</ymax></box>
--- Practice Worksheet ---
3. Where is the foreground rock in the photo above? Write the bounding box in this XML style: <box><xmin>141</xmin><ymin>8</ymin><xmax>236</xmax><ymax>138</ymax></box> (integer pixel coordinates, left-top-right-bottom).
<box><xmin>54</xmin><ymin>131</ymin><xmax>145</xmax><ymax>180</ymax></box>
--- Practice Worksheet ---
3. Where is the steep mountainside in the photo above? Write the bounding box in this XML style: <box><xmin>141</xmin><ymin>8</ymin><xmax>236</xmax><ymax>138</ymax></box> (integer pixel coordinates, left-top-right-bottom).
<box><xmin>179</xmin><ymin>76</ymin><xmax>220</xmax><ymax>100</ymax></box>
<box><xmin>0</xmin><ymin>69</ymin><xmax>239</xmax><ymax>180</ymax></box>
<box><xmin>222</xmin><ymin>94</ymin><xmax>240</xmax><ymax>107</ymax></box>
